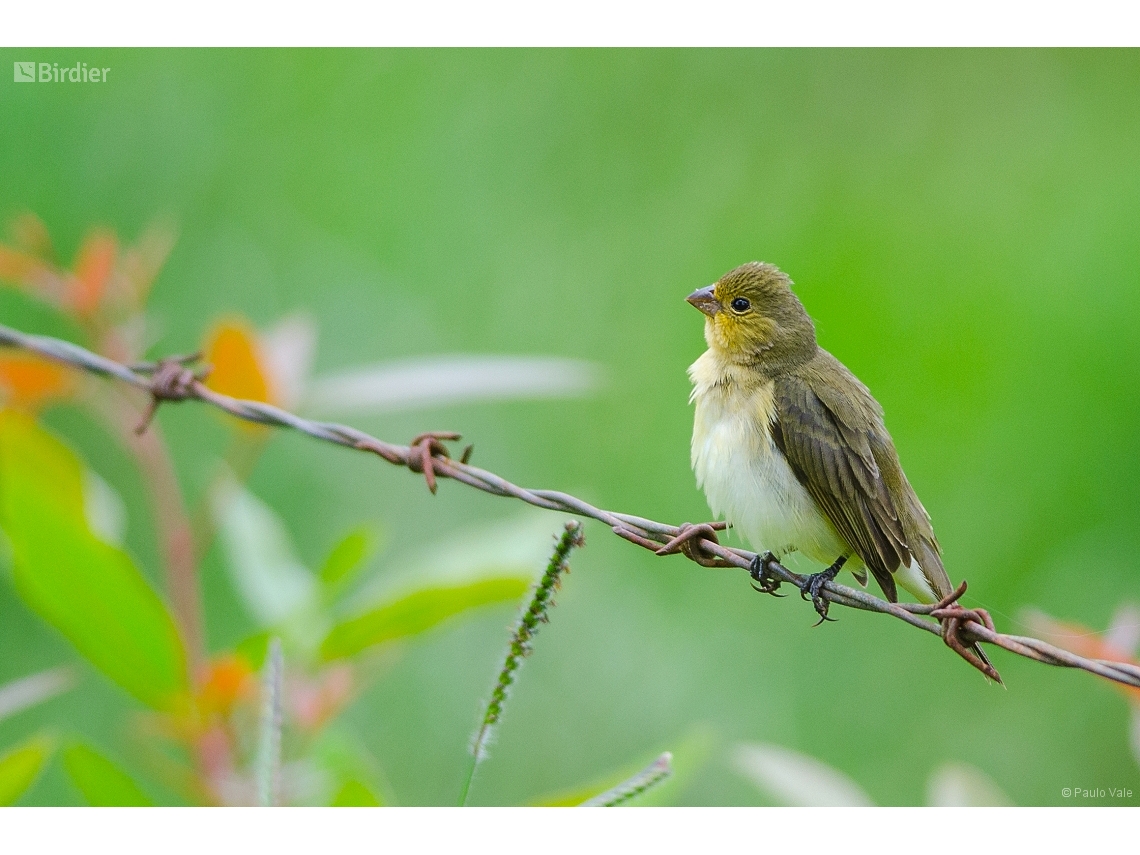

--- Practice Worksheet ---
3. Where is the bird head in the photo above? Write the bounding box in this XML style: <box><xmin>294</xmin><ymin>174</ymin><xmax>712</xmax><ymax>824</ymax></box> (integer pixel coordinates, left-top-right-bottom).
<box><xmin>687</xmin><ymin>262</ymin><xmax>817</xmax><ymax>369</ymax></box>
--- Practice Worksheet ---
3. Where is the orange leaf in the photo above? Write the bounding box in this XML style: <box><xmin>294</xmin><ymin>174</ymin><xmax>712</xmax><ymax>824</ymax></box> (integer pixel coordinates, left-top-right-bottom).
<box><xmin>1024</xmin><ymin>610</ymin><xmax>1140</xmax><ymax>706</ymax></box>
<box><xmin>70</xmin><ymin>230</ymin><xmax>118</xmax><ymax>316</ymax></box>
<box><xmin>197</xmin><ymin>654</ymin><xmax>254</xmax><ymax>716</ymax></box>
<box><xmin>0</xmin><ymin>245</ymin><xmax>52</xmax><ymax>289</ymax></box>
<box><xmin>0</xmin><ymin>355</ymin><xmax>74</xmax><ymax>411</ymax></box>
<box><xmin>7</xmin><ymin>212</ymin><xmax>54</xmax><ymax>259</ymax></box>
<box><xmin>202</xmin><ymin>321</ymin><xmax>276</xmax><ymax>406</ymax></box>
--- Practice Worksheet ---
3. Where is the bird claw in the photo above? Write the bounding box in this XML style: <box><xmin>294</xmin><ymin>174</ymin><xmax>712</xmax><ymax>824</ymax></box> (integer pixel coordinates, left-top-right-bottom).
<box><xmin>798</xmin><ymin>558</ymin><xmax>845</xmax><ymax>625</ymax></box>
<box><xmin>406</xmin><ymin>431</ymin><xmax>463</xmax><ymax>494</ymax></box>
<box><xmin>655</xmin><ymin>522</ymin><xmax>728</xmax><ymax>567</ymax></box>
<box><xmin>748</xmin><ymin>552</ymin><xmax>786</xmax><ymax>596</ymax></box>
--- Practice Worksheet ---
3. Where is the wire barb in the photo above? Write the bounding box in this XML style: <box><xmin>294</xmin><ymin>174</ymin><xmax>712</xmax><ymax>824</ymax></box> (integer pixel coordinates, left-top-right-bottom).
<box><xmin>929</xmin><ymin>581</ymin><xmax>1003</xmax><ymax>683</ymax></box>
<box><xmin>132</xmin><ymin>355</ymin><xmax>211</xmax><ymax>435</ymax></box>
<box><xmin>4</xmin><ymin>322</ymin><xmax>1140</xmax><ymax>693</ymax></box>
<box><xmin>406</xmin><ymin>431</ymin><xmax>463</xmax><ymax>494</ymax></box>
<box><xmin>654</xmin><ymin>521</ymin><xmax>732</xmax><ymax>567</ymax></box>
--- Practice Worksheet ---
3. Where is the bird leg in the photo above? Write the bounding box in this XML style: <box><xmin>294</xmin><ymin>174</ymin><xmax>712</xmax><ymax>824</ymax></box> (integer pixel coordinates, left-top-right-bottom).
<box><xmin>748</xmin><ymin>552</ymin><xmax>786</xmax><ymax>597</ymax></box>
<box><xmin>655</xmin><ymin>522</ymin><xmax>730</xmax><ymax>567</ymax></box>
<box><xmin>799</xmin><ymin>556</ymin><xmax>847</xmax><ymax>625</ymax></box>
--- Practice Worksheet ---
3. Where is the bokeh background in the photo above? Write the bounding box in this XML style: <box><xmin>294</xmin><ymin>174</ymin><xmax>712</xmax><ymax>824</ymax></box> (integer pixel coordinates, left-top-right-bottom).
<box><xmin>1</xmin><ymin>49</ymin><xmax>1139</xmax><ymax>806</ymax></box>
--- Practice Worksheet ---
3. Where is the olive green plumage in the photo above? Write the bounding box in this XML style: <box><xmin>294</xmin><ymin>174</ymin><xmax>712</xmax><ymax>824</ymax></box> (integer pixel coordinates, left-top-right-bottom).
<box><xmin>687</xmin><ymin>261</ymin><xmax>952</xmax><ymax>605</ymax></box>
<box><xmin>770</xmin><ymin>350</ymin><xmax>951</xmax><ymax>603</ymax></box>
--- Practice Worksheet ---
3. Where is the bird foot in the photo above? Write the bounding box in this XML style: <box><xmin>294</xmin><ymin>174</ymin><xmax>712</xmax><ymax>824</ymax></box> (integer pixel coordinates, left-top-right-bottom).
<box><xmin>748</xmin><ymin>552</ymin><xmax>785</xmax><ymax>596</ymax></box>
<box><xmin>798</xmin><ymin>556</ymin><xmax>846</xmax><ymax>625</ymax></box>
<box><xmin>655</xmin><ymin>522</ymin><xmax>729</xmax><ymax>567</ymax></box>
<box><xmin>929</xmin><ymin>581</ymin><xmax>1003</xmax><ymax>683</ymax></box>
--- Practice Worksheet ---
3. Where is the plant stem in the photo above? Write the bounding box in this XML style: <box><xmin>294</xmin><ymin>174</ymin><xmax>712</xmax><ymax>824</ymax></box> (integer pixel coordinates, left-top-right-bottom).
<box><xmin>580</xmin><ymin>753</ymin><xmax>673</xmax><ymax>806</ymax></box>
<box><xmin>257</xmin><ymin>638</ymin><xmax>284</xmax><ymax>807</ymax></box>
<box><xmin>458</xmin><ymin>520</ymin><xmax>584</xmax><ymax>806</ymax></box>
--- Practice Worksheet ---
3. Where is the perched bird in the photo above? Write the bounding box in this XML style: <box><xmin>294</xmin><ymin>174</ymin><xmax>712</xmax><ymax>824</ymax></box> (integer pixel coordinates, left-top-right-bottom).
<box><xmin>686</xmin><ymin>261</ymin><xmax>953</xmax><ymax>619</ymax></box>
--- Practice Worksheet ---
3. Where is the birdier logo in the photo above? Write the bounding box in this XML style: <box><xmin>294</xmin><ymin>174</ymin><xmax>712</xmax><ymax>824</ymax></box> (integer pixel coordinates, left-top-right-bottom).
<box><xmin>13</xmin><ymin>61</ymin><xmax>110</xmax><ymax>83</ymax></box>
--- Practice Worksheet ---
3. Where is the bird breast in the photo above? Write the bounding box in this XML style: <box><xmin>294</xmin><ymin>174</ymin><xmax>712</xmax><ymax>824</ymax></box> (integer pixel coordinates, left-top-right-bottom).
<box><xmin>688</xmin><ymin>351</ymin><xmax>845</xmax><ymax>563</ymax></box>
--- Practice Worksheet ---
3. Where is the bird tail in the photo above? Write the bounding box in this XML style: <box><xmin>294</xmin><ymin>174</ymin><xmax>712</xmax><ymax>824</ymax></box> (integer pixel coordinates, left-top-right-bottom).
<box><xmin>972</xmin><ymin>644</ymin><xmax>1000</xmax><ymax>683</ymax></box>
<box><xmin>916</xmin><ymin>541</ymin><xmax>953</xmax><ymax>604</ymax></box>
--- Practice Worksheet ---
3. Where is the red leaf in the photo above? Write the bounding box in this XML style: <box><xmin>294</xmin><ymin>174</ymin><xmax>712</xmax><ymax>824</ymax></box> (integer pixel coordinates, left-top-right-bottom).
<box><xmin>70</xmin><ymin>230</ymin><xmax>118</xmax><ymax>316</ymax></box>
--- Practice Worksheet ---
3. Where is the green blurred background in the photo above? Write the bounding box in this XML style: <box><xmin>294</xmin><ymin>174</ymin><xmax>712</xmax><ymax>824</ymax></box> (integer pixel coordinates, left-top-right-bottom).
<box><xmin>2</xmin><ymin>48</ymin><xmax>1139</xmax><ymax>806</ymax></box>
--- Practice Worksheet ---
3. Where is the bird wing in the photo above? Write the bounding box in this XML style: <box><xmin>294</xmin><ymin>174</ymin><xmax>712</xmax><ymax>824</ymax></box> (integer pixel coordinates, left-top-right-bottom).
<box><xmin>769</xmin><ymin>365</ymin><xmax>913</xmax><ymax>602</ymax></box>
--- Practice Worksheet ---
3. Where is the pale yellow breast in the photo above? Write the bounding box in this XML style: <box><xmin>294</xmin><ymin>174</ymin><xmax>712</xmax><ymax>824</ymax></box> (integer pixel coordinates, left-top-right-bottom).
<box><xmin>688</xmin><ymin>349</ymin><xmax>846</xmax><ymax>564</ymax></box>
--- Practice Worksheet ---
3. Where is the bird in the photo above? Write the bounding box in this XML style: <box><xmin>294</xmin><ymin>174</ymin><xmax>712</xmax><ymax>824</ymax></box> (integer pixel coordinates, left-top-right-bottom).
<box><xmin>684</xmin><ymin>261</ymin><xmax>975</xmax><ymax>631</ymax></box>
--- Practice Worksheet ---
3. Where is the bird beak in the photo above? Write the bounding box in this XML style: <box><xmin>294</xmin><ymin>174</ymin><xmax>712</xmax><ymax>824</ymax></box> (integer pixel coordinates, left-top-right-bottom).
<box><xmin>687</xmin><ymin>285</ymin><xmax>721</xmax><ymax>317</ymax></box>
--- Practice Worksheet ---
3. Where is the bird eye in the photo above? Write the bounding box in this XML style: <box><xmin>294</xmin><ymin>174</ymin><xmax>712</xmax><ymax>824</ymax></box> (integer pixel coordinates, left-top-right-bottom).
<box><xmin>730</xmin><ymin>297</ymin><xmax>751</xmax><ymax>313</ymax></box>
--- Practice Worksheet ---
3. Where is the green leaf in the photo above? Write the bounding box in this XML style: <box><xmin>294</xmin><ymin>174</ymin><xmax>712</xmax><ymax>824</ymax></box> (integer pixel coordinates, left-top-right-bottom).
<box><xmin>330</xmin><ymin>779</ymin><xmax>382</xmax><ymax>806</ymax></box>
<box><xmin>0</xmin><ymin>667</ymin><xmax>75</xmax><ymax>723</ymax></box>
<box><xmin>234</xmin><ymin>631</ymin><xmax>272</xmax><ymax>670</ymax></box>
<box><xmin>212</xmin><ymin>476</ymin><xmax>316</xmax><ymax>626</ymax></box>
<box><xmin>0</xmin><ymin>413</ymin><xmax>188</xmax><ymax>711</ymax></box>
<box><xmin>63</xmin><ymin>742</ymin><xmax>152</xmax><ymax>806</ymax></box>
<box><xmin>346</xmin><ymin>514</ymin><xmax>553</xmax><ymax>611</ymax></box>
<box><xmin>305</xmin><ymin>355</ymin><xmax>601</xmax><ymax>416</ymax></box>
<box><xmin>312</xmin><ymin>726</ymin><xmax>394</xmax><ymax>806</ymax></box>
<box><xmin>320</xmin><ymin>577</ymin><xmax>530</xmax><ymax>660</ymax></box>
<box><xmin>0</xmin><ymin>734</ymin><xmax>53</xmax><ymax>806</ymax></box>
<box><xmin>927</xmin><ymin>762</ymin><xmax>1013</xmax><ymax>806</ymax></box>
<box><xmin>319</xmin><ymin>527</ymin><xmax>375</xmax><ymax>589</ymax></box>
<box><xmin>733</xmin><ymin>741</ymin><xmax>873</xmax><ymax>807</ymax></box>
<box><xmin>82</xmin><ymin>469</ymin><xmax>126</xmax><ymax>546</ymax></box>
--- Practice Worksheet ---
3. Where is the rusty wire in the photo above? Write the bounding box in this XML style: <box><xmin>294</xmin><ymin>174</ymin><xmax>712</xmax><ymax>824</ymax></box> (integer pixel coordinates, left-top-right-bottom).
<box><xmin>3</xmin><ymin>321</ymin><xmax>1139</xmax><ymax>691</ymax></box>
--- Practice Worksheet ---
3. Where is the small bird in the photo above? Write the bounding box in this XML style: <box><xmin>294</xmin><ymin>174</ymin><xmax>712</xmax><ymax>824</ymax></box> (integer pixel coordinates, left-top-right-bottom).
<box><xmin>686</xmin><ymin>261</ymin><xmax>954</xmax><ymax>620</ymax></box>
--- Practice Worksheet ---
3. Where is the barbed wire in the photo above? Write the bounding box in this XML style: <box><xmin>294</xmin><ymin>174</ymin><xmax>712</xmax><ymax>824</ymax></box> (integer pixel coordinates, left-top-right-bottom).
<box><xmin>3</xmin><ymin>322</ymin><xmax>1139</xmax><ymax>691</ymax></box>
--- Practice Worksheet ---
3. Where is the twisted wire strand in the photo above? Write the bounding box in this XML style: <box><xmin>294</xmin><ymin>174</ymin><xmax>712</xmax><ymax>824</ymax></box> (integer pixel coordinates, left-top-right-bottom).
<box><xmin>3</xmin><ymin>322</ymin><xmax>1138</xmax><ymax>691</ymax></box>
